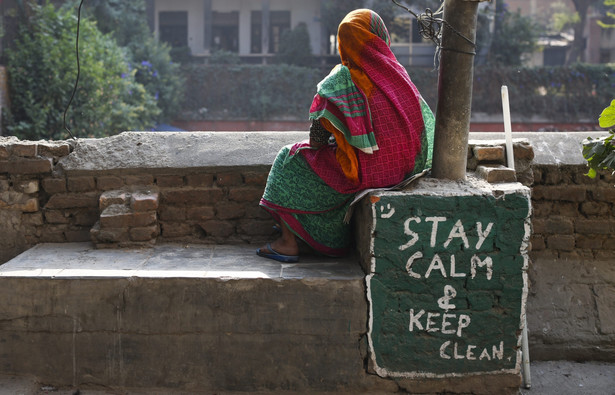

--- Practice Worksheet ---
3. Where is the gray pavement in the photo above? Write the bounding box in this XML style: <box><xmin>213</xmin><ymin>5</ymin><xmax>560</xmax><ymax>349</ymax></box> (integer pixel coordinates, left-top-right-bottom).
<box><xmin>1</xmin><ymin>361</ymin><xmax>614</xmax><ymax>394</ymax></box>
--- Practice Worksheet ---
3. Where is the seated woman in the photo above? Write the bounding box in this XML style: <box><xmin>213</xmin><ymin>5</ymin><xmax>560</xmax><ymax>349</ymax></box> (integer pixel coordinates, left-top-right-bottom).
<box><xmin>257</xmin><ymin>9</ymin><xmax>434</xmax><ymax>262</ymax></box>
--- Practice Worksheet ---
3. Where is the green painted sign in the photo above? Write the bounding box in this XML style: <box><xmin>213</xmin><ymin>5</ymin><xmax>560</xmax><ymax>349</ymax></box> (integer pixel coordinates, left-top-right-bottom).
<box><xmin>366</xmin><ymin>187</ymin><xmax>531</xmax><ymax>377</ymax></box>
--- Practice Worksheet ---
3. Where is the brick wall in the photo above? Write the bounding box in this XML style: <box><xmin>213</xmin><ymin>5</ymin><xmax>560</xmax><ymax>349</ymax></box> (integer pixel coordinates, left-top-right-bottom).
<box><xmin>3</xmin><ymin>133</ymin><xmax>614</xmax><ymax>264</ymax></box>
<box><xmin>530</xmin><ymin>164</ymin><xmax>615</xmax><ymax>261</ymax></box>
<box><xmin>0</xmin><ymin>136</ymin><xmax>275</xmax><ymax>264</ymax></box>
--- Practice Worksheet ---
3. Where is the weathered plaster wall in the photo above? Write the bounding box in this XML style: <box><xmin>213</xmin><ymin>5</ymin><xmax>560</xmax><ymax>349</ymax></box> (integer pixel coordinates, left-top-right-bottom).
<box><xmin>0</xmin><ymin>131</ymin><xmax>614</xmax><ymax>361</ymax></box>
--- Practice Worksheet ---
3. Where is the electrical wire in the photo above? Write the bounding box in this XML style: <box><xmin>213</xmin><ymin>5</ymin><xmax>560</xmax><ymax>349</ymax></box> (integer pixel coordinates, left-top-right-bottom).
<box><xmin>62</xmin><ymin>0</ymin><xmax>85</xmax><ymax>140</ymax></box>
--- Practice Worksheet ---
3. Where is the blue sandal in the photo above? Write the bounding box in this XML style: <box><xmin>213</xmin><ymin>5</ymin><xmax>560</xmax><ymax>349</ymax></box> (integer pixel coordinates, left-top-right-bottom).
<box><xmin>256</xmin><ymin>243</ymin><xmax>299</xmax><ymax>263</ymax></box>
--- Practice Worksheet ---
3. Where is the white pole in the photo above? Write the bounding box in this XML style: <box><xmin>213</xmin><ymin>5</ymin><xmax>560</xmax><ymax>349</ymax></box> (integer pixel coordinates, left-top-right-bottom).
<box><xmin>501</xmin><ymin>86</ymin><xmax>515</xmax><ymax>170</ymax></box>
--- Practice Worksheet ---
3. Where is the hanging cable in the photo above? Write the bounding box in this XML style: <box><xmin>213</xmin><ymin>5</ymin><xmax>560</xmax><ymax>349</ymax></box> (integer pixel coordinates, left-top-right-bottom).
<box><xmin>62</xmin><ymin>0</ymin><xmax>85</xmax><ymax>140</ymax></box>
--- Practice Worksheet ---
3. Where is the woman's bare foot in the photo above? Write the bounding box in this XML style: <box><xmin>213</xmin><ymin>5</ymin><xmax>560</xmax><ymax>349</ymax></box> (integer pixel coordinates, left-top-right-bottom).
<box><xmin>259</xmin><ymin>222</ymin><xmax>299</xmax><ymax>256</ymax></box>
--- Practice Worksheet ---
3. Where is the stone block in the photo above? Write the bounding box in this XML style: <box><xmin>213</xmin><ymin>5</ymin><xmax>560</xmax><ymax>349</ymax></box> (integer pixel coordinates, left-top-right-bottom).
<box><xmin>42</xmin><ymin>177</ymin><xmax>67</xmax><ymax>194</ymax></box>
<box><xmin>65</xmin><ymin>229</ymin><xmax>92</xmax><ymax>242</ymax></box>
<box><xmin>575</xmin><ymin>235</ymin><xmax>604</xmax><ymax>250</ymax></box>
<box><xmin>90</xmin><ymin>222</ymin><xmax>128</xmax><ymax>243</ymax></box>
<box><xmin>580</xmin><ymin>201</ymin><xmax>611</xmax><ymax>216</ymax></box>
<box><xmin>96</xmin><ymin>176</ymin><xmax>124</xmax><ymax>191</ymax></box>
<box><xmin>67</xmin><ymin>176</ymin><xmax>96</xmax><ymax>192</ymax></box>
<box><xmin>476</xmin><ymin>165</ymin><xmax>517</xmax><ymax>183</ymax></box>
<box><xmin>0</xmin><ymin>178</ymin><xmax>8</xmax><ymax>192</ymax></box>
<box><xmin>0</xmin><ymin>158</ymin><xmax>52</xmax><ymax>175</ymax></box>
<box><xmin>215</xmin><ymin>172</ymin><xmax>243</xmax><ymax>187</ymax></box>
<box><xmin>0</xmin><ymin>146</ymin><xmax>9</xmax><ymax>160</ymax></box>
<box><xmin>184</xmin><ymin>173</ymin><xmax>214</xmax><ymax>188</ymax></box>
<box><xmin>473</xmin><ymin>145</ymin><xmax>505</xmax><ymax>162</ymax></box>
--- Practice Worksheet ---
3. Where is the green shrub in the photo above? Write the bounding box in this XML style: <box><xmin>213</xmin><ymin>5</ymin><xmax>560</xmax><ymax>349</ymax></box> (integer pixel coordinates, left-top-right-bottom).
<box><xmin>5</xmin><ymin>3</ymin><xmax>159</xmax><ymax>140</ymax></box>
<box><xmin>583</xmin><ymin>100</ymin><xmax>615</xmax><ymax>178</ymax></box>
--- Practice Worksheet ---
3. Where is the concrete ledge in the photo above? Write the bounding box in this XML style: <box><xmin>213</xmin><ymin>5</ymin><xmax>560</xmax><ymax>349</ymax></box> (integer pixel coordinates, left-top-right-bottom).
<box><xmin>0</xmin><ymin>243</ymin><xmax>373</xmax><ymax>392</ymax></box>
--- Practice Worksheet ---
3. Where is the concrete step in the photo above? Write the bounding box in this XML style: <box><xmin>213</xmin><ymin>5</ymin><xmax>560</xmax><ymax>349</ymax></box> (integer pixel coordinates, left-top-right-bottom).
<box><xmin>0</xmin><ymin>243</ymin><xmax>372</xmax><ymax>393</ymax></box>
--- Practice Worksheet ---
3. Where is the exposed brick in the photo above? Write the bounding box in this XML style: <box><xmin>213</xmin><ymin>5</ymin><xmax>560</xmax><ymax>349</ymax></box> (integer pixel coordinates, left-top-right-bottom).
<box><xmin>39</xmin><ymin>227</ymin><xmax>68</xmax><ymax>243</ymax></box>
<box><xmin>529</xmin><ymin>235</ymin><xmax>545</xmax><ymax>251</ymax></box>
<box><xmin>185</xmin><ymin>173</ymin><xmax>214</xmax><ymax>187</ymax></box>
<box><xmin>37</xmin><ymin>142</ymin><xmax>71</xmax><ymax>158</ymax></box>
<box><xmin>162</xmin><ymin>188</ymin><xmax>224</xmax><ymax>205</ymax></box>
<box><xmin>73</xmin><ymin>209</ymin><xmax>99</xmax><ymax>227</ymax></box>
<box><xmin>513</xmin><ymin>142</ymin><xmax>534</xmax><ymax>160</ymax></box>
<box><xmin>199</xmin><ymin>220</ymin><xmax>234</xmax><ymax>238</ymax></box>
<box><xmin>228</xmin><ymin>186</ymin><xmax>264</xmax><ymax>203</ymax></box>
<box><xmin>533</xmin><ymin>185</ymin><xmax>586</xmax><ymax>202</ymax></box>
<box><xmin>0</xmin><ymin>178</ymin><xmax>9</xmax><ymax>192</ymax></box>
<box><xmin>124</xmin><ymin>175</ymin><xmax>154</xmax><ymax>186</ymax></box>
<box><xmin>0</xmin><ymin>158</ymin><xmax>52</xmax><ymax>175</ymax></box>
<box><xmin>100</xmin><ymin>205</ymin><xmax>157</xmax><ymax>228</ymax></box>
<box><xmin>159</xmin><ymin>206</ymin><xmax>186</xmax><ymax>221</ymax></box>
<box><xmin>160</xmin><ymin>222</ymin><xmax>193</xmax><ymax>238</ymax></box>
<box><xmin>156</xmin><ymin>175</ymin><xmax>184</xmax><ymax>188</ymax></box>
<box><xmin>473</xmin><ymin>146</ymin><xmax>505</xmax><ymax>162</ymax></box>
<box><xmin>68</xmin><ymin>176</ymin><xmax>96</xmax><ymax>192</ymax></box>
<box><xmin>22</xmin><ymin>212</ymin><xmax>44</xmax><ymax>226</ymax></box>
<box><xmin>130</xmin><ymin>225</ymin><xmax>160</xmax><ymax>242</ymax></box>
<box><xmin>45</xmin><ymin>193</ymin><xmax>98</xmax><ymax>209</ymax></box>
<box><xmin>45</xmin><ymin>210</ymin><xmax>70</xmax><ymax>224</ymax></box>
<box><xmin>91</xmin><ymin>223</ymin><xmax>129</xmax><ymax>243</ymax></box>
<box><xmin>546</xmin><ymin>235</ymin><xmax>576</xmax><ymax>251</ymax></box>
<box><xmin>245</xmin><ymin>205</ymin><xmax>271</xmax><ymax>220</ymax></box>
<box><xmin>591</xmin><ymin>187</ymin><xmax>615</xmax><ymax>202</ymax></box>
<box><xmin>0</xmin><ymin>146</ymin><xmax>9</xmax><ymax>160</ymax></box>
<box><xmin>15</xmin><ymin>198</ymin><xmax>38</xmax><ymax>213</ymax></box>
<box><xmin>543</xmin><ymin>170</ymin><xmax>561</xmax><ymax>185</ymax></box>
<box><xmin>532</xmin><ymin>167</ymin><xmax>544</xmax><ymax>184</ymax></box>
<box><xmin>16</xmin><ymin>180</ymin><xmax>39</xmax><ymax>194</ymax></box>
<box><xmin>575</xmin><ymin>235</ymin><xmax>605</xmax><ymax>250</ymax></box>
<box><xmin>42</xmin><ymin>177</ymin><xmax>67</xmax><ymax>194</ymax></box>
<box><xmin>580</xmin><ymin>201</ymin><xmax>611</xmax><ymax>216</ymax></box>
<box><xmin>237</xmin><ymin>219</ymin><xmax>275</xmax><ymax>236</ymax></box>
<box><xmin>99</xmin><ymin>190</ymin><xmax>130</xmax><ymax>210</ymax></box>
<box><xmin>131</xmin><ymin>191</ymin><xmax>159</xmax><ymax>212</ymax></box>
<box><xmin>550</xmin><ymin>202</ymin><xmax>580</xmax><ymax>217</ymax></box>
<box><xmin>531</xmin><ymin>201</ymin><xmax>553</xmax><ymax>217</ymax></box>
<box><xmin>186</xmin><ymin>206</ymin><xmax>215</xmax><ymax>222</ymax></box>
<box><xmin>575</xmin><ymin>219</ymin><xmax>614</xmax><ymax>235</ymax></box>
<box><xmin>476</xmin><ymin>165</ymin><xmax>517</xmax><ymax>183</ymax></box>
<box><xmin>96</xmin><ymin>176</ymin><xmax>124</xmax><ymax>191</ymax></box>
<box><xmin>11</xmin><ymin>142</ymin><xmax>37</xmax><ymax>157</ymax></box>
<box><xmin>243</xmin><ymin>172</ymin><xmax>268</xmax><ymax>186</ymax></box>
<box><xmin>215</xmin><ymin>172</ymin><xmax>243</xmax><ymax>187</ymax></box>
<box><xmin>215</xmin><ymin>201</ymin><xmax>246</xmax><ymax>220</ymax></box>
<box><xmin>65</xmin><ymin>229</ymin><xmax>92</xmax><ymax>242</ymax></box>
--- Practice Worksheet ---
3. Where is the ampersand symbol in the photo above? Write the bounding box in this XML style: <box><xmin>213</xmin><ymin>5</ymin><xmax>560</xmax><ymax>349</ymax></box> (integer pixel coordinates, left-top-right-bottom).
<box><xmin>437</xmin><ymin>285</ymin><xmax>457</xmax><ymax>312</ymax></box>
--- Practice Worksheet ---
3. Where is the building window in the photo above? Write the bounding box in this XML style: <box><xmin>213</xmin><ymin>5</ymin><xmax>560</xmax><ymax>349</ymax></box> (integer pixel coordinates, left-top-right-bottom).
<box><xmin>251</xmin><ymin>10</ymin><xmax>291</xmax><ymax>54</ymax></box>
<box><xmin>211</xmin><ymin>11</ymin><xmax>239</xmax><ymax>52</ymax></box>
<box><xmin>159</xmin><ymin>11</ymin><xmax>188</xmax><ymax>48</ymax></box>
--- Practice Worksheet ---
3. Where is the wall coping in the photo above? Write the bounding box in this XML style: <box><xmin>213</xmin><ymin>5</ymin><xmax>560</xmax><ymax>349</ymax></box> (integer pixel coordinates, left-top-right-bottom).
<box><xmin>51</xmin><ymin>131</ymin><xmax>609</xmax><ymax>174</ymax></box>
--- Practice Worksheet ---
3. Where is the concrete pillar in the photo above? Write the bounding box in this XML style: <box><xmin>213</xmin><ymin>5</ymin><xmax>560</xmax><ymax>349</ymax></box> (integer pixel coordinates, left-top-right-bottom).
<box><xmin>203</xmin><ymin>0</ymin><xmax>212</xmax><ymax>55</ymax></box>
<box><xmin>431</xmin><ymin>0</ymin><xmax>481</xmax><ymax>181</ymax></box>
<box><xmin>261</xmin><ymin>0</ymin><xmax>270</xmax><ymax>58</ymax></box>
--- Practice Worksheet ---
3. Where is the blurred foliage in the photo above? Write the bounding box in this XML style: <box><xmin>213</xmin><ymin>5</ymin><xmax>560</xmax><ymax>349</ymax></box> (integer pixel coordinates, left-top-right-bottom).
<box><xmin>276</xmin><ymin>23</ymin><xmax>313</xmax><ymax>67</ymax></box>
<box><xmin>488</xmin><ymin>4</ymin><xmax>540</xmax><ymax>66</ymax></box>
<box><xmin>4</xmin><ymin>2</ymin><xmax>159</xmax><ymax>140</ymax></box>
<box><xmin>583</xmin><ymin>100</ymin><xmax>615</xmax><ymax>178</ymax></box>
<box><xmin>178</xmin><ymin>63</ymin><xmax>615</xmax><ymax>125</ymax></box>
<box><xmin>85</xmin><ymin>0</ymin><xmax>184</xmax><ymax>123</ymax></box>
